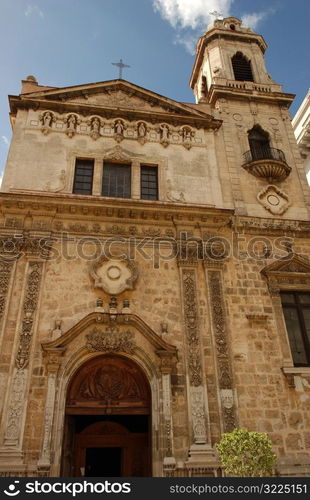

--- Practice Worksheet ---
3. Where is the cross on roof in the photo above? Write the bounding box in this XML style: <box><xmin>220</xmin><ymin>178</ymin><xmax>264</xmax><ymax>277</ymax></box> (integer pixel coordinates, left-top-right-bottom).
<box><xmin>209</xmin><ymin>10</ymin><xmax>223</xmax><ymax>20</ymax></box>
<box><xmin>111</xmin><ymin>58</ymin><xmax>130</xmax><ymax>79</ymax></box>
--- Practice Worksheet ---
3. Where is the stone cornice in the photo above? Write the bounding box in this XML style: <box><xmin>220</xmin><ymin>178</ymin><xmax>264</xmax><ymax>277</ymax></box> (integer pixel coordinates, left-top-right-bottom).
<box><xmin>206</xmin><ymin>84</ymin><xmax>295</xmax><ymax>107</ymax></box>
<box><xmin>0</xmin><ymin>190</ymin><xmax>233</xmax><ymax>223</ymax></box>
<box><xmin>233</xmin><ymin>215</ymin><xmax>310</xmax><ymax>237</ymax></box>
<box><xmin>9</xmin><ymin>79</ymin><xmax>222</xmax><ymax>130</ymax></box>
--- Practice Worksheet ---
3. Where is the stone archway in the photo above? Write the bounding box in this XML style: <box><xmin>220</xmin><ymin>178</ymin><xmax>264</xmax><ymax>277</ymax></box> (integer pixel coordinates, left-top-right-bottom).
<box><xmin>61</xmin><ymin>354</ymin><xmax>151</xmax><ymax>477</ymax></box>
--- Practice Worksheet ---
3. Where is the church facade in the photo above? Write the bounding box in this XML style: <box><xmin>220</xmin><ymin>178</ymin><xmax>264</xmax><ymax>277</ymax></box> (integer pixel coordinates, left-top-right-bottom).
<box><xmin>0</xmin><ymin>17</ymin><xmax>310</xmax><ymax>477</ymax></box>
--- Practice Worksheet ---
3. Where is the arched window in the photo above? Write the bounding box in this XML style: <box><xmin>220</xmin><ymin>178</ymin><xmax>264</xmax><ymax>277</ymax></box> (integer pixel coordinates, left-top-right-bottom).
<box><xmin>248</xmin><ymin>125</ymin><xmax>271</xmax><ymax>160</ymax></box>
<box><xmin>232</xmin><ymin>52</ymin><xmax>254</xmax><ymax>82</ymax></box>
<box><xmin>201</xmin><ymin>75</ymin><xmax>207</xmax><ymax>97</ymax></box>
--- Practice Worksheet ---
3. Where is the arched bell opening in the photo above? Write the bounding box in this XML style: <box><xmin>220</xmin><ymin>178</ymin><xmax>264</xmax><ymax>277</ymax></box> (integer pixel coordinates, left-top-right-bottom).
<box><xmin>60</xmin><ymin>354</ymin><xmax>152</xmax><ymax>477</ymax></box>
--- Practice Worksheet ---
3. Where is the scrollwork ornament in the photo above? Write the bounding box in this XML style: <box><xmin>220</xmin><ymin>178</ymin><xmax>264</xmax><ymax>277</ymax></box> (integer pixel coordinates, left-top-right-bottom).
<box><xmin>86</xmin><ymin>326</ymin><xmax>136</xmax><ymax>354</ymax></box>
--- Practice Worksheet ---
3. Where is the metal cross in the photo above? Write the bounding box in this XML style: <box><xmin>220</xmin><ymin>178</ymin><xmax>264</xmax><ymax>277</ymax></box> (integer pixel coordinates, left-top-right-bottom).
<box><xmin>209</xmin><ymin>10</ymin><xmax>223</xmax><ymax>20</ymax></box>
<box><xmin>111</xmin><ymin>58</ymin><xmax>130</xmax><ymax>79</ymax></box>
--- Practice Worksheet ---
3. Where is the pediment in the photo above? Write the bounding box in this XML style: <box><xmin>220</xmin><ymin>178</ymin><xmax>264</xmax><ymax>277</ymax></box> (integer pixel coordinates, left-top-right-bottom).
<box><xmin>18</xmin><ymin>79</ymin><xmax>217</xmax><ymax>124</ymax></box>
<box><xmin>261</xmin><ymin>253</ymin><xmax>310</xmax><ymax>275</ymax></box>
<box><xmin>41</xmin><ymin>312</ymin><xmax>177</xmax><ymax>361</ymax></box>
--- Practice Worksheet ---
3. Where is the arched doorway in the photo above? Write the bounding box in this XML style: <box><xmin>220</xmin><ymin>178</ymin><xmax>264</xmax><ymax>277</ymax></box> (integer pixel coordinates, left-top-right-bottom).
<box><xmin>61</xmin><ymin>355</ymin><xmax>151</xmax><ymax>477</ymax></box>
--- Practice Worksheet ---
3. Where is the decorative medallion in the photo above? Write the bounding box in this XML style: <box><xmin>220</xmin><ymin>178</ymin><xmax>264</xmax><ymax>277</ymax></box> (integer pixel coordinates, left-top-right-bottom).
<box><xmin>257</xmin><ymin>185</ymin><xmax>290</xmax><ymax>215</ymax></box>
<box><xmin>90</xmin><ymin>256</ymin><xmax>138</xmax><ymax>294</ymax></box>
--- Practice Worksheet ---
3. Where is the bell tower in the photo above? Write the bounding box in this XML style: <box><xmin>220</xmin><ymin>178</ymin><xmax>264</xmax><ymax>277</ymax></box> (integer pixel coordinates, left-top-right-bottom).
<box><xmin>189</xmin><ymin>17</ymin><xmax>310</xmax><ymax>220</ymax></box>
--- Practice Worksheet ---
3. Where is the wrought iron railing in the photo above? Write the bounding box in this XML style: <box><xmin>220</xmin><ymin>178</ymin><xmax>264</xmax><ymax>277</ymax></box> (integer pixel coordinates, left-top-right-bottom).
<box><xmin>243</xmin><ymin>147</ymin><xmax>286</xmax><ymax>164</ymax></box>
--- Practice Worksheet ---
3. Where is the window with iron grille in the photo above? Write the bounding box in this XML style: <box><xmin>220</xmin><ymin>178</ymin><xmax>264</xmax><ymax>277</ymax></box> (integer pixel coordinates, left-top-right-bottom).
<box><xmin>232</xmin><ymin>52</ymin><xmax>254</xmax><ymax>82</ymax></box>
<box><xmin>281</xmin><ymin>292</ymin><xmax>310</xmax><ymax>366</ymax></box>
<box><xmin>140</xmin><ymin>165</ymin><xmax>158</xmax><ymax>200</ymax></box>
<box><xmin>73</xmin><ymin>159</ymin><xmax>94</xmax><ymax>195</ymax></box>
<box><xmin>102</xmin><ymin>162</ymin><xmax>131</xmax><ymax>198</ymax></box>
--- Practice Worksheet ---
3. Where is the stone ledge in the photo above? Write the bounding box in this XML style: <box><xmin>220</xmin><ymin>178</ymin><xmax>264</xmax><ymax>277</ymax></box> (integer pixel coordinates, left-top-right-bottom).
<box><xmin>282</xmin><ymin>366</ymin><xmax>310</xmax><ymax>388</ymax></box>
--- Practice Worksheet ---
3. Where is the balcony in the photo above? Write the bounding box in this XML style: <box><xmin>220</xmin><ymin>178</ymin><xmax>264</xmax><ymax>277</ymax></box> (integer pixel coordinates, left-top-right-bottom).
<box><xmin>242</xmin><ymin>147</ymin><xmax>291</xmax><ymax>182</ymax></box>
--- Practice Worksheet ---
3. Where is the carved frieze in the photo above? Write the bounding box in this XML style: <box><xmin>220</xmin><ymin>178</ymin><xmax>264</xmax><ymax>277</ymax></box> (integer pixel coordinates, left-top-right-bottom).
<box><xmin>86</xmin><ymin>326</ymin><xmax>136</xmax><ymax>354</ymax></box>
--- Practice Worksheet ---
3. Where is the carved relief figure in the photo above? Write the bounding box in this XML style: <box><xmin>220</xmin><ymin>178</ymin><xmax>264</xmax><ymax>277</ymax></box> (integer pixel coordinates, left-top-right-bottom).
<box><xmin>89</xmin><ymin>116</ymin><xmax>102</xmax><ymax>140</ymax></box>
<box><xmin>114</xmin><ymin>119</ymin><xmax>126</xmax><ymax>142</ymax></box>
<box><xmin>160</xmin><ymin>124</ymin><xmax>170</xmax><ymax>147</ymax></box>
<box><xmin>66</xmin><ymin>114</ymin><xmax>79</xmax><ymax>138</ymax></box>
<box><xmin>40</xmin><ymin>111</ymin><xmax>55</xmax><ymax>135</ymax></box>
<box><xmin>137</xmin><ymin>121</ymin><xmax>148</xmax><ymax>144</ymax></box>
<box><xmin>180</xmin><ymin>126</ymin><xmax>194</xmax><ymax>150</ymax></box>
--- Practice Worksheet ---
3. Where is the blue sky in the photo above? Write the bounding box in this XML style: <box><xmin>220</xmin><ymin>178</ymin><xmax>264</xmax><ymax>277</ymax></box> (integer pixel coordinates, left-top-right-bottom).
<box><xmin>0</xmin><ymin>0</ymin><xmax>309</xmax><ymax>177</ymax></box>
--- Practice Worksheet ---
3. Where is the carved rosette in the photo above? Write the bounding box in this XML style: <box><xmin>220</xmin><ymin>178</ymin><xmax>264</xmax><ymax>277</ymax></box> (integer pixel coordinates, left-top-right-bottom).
<box><xmin>207</xmin><ymin>270</ymin><xmax>236</xmax><ymax>432</ymax></box>
<box><xmin>86</xmin><ymin>326</ymin><xmax>136</xmax><ymax>354</ymax></box>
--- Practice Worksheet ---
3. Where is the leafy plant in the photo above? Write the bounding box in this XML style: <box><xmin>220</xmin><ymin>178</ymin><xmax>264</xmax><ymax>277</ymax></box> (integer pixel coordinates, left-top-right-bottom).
<box><xmin>216</xmin><ymin>428</ymin><xmax>277</xmax><ymax>477</ymax></box>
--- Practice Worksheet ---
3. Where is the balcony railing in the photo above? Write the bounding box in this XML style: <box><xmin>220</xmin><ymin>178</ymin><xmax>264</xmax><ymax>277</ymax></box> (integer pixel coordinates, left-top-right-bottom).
<box><xmin>243</xmin><ymin>147</ymin><xmax>286</xmax><ymax>164</ymax></box>
<box><xmin>242</xmin><ymin>147</ymin><xmax>291</xmax><ymax>182</ymax></box>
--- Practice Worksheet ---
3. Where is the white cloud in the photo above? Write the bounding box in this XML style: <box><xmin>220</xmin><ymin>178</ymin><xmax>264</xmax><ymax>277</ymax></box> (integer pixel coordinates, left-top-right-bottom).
<box><xmin>25</xmin><ymin>4</ymin><xmax>44</xmax><ymax>19</ymax></box>
<box><xmin>0</xmin><ymin>171</ymin><xmax>3</xmax><ymax>188</ymax></box>
<box><xmin>1</xmin><ymin>136</ymin><xmax>9</xmax><ymax>146</ymax></box>
<box><xmin>241</xmin><ymin>11</ymin><xmax>268</xmax><ymax>30</ymax></box>
<box><xmin>153</xmin><ymin>0</ymin><xmax>274</xmax><ymax>53</ymax></box>
<box><xmin>153</xmin><ymin>0</ymin><xmax>233</xmax><ymax>30</ymax></box>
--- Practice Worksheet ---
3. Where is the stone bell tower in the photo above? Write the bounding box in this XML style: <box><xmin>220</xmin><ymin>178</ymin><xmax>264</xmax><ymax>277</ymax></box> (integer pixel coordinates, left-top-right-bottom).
<box><xmin>190</xmin><ymin>17</ymin><xmax>310</xmax><ymax>220</ymax></box>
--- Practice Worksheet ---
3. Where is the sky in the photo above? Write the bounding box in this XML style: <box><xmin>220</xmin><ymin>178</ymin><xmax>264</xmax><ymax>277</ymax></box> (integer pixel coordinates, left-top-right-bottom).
<box><xmin>0</xmin><ymin>0</ymin><xmax>309</xmax><ymax>178</ymax></box>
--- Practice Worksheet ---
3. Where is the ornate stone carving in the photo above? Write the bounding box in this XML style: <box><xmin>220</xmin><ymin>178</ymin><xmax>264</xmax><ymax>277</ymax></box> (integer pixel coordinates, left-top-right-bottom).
<box><xmin>159</xmin><ymin>123</ymin><xmax>170</xmax><ymax>147</ymax></box>
<box><xmin>4</xmin><ymin>369</ymin><xmax>26</xmax><ymax>443</ymax></box>
<box><xmin>113</xmin><ymin>119</ymin><xmax>126</xmax><ymax>142</ymax></box>
<box><xmin>191</xmin><ymin>386</ymin><xmax>207</xmax><ymax>443</ymax></box>
<box><xmin>65</xmin><ymin>113</ymin><xmax>79</xmax><ymax>137</ymax></box>
<box><xmin>90</xmin><ymin>256</ymin><xmax>138</xmax><ymax>295</ymax></box>
<box><xmin>261</xmin><ymin>254</ymin><xmax>310</xmax><ymax>295</ymax></box>
<box><xmin>38</xmin><ymin>371</ymin><xmax>57</xmax><ymax>466</ymax></box>
<box><xmin>86</xmin><ymin>326</ymin><xmax>136</xmax><ymax>354</ymax></box>
<box><xmin>74</xmin><ymin>360</ymin><xmax>143</xmax><ymax>403</ymax></box>
<box><xmin>88</xmin><ymin>116</ymin><xmax>102</xmax><ymax>140</ymax></box>
<box><xmin>180</xmin><ymin>126</ymin><xmax>195</xmax><ymax>150</ymax></box>
<box><xmin>16</xmin><ymin>262</ymin><xmax>44</xmax><ymax>369</ymax></box>
<box><xmin>137</xmin><ymin>121</ymin><xmax>148</xmax><ymax>144</ymax></box>
<box><xmin>4</xmin><ymin>261</ymin><xmax>43</xmax><ymax>445</ymax></box>
<box><xmin>0</xmin><ymin>236</ymin><xmax>52</xmax><ymax>260</ymax></box>
<box><xmin>0</xmin><ymin>261</ymin><xmax>14</xmax><ymax>320</ymax></box>
<box><xmin>166</xmin><ymin>179</ymin><xmax>185</xmax><ymax>203</ymax></box>
<box><xmin>182</xmin><ymin>269</ymin><xmax>202</xmax><ymax>386</ymax></box>
<box><xmin>39</xmin><ymin>111</ymin><xmax>56</xmax><ymax>135</ymax></box>
<box><xmin>257</xmin><ymin>185</ymin><xmax>290</xmax><ymax>215</ymax></box>
<box><xmin>208</xmin><ymin>270</ymin><xmax>236</xmax><ymax>432</ymax></box>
